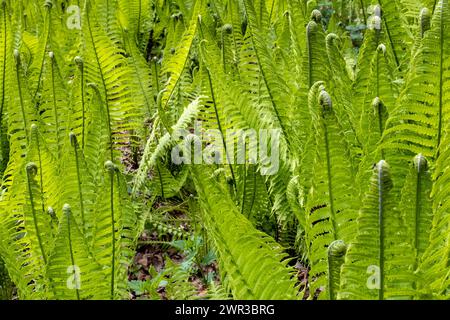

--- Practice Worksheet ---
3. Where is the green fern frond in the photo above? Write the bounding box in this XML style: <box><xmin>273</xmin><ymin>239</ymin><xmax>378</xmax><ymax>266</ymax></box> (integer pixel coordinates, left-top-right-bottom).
<box><xmin>192</xmin><ymin>166</ymin><xmax>299</xmax><ymax>300</ymax></box>
<box><xmin>46</xmin><ymin>204</ymin><xmax>108</xmax><ymax>300</ymax></box>
<box><xmin>381</xmin><ymin>0</ymin><xmax>450</xmax><ymax>159</ymax></box>
<box><xmin>305</xmin><ymin>83</ymin><xmax>358</xmax><ymax>297</ymax></box>
<box><xmin>339</xmin><ymin>160</ymin><xmax>415</xmax><ymax>300</ymax></box>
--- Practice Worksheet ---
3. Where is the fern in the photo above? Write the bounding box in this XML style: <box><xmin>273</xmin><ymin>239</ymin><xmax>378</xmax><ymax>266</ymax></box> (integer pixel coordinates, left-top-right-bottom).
<box><xmin>192</xmin><ymin>166</ymin><xmax>299</xmax><ymax>300</ymax></box>
<box><xmin>305</xmin><ymin>82</ymin><xmax>358</xmax><ymax>297</ymax></box>
<box><xmin>339</xmin><ymin>161</ymin><xmax>415</xmax><ymax>300</ymax></box>
<box><xmin>382</xmin><ymin>0</ymin><xmax>450</xmax><ymax>159</ymax></box>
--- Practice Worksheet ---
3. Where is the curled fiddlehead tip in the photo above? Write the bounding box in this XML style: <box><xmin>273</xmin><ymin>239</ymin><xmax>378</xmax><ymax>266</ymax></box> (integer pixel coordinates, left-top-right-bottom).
<box><xmin>326</xmin><ymin>33</ymin><xmax>338</xmax><ymax>43</ymax></box>
<box><xmin>306</xmin><ymin>21</ymin><xmax>318</xmax><ymax>34</ymax></box>
<box><xmin>105</xmin><ymin>160</ymin><xmax>117</xmax><ymax>173</ymax></box>
<box><xmin>328</xmin><ymin>240</ymin><xmax>347</xmax><ymax>257</ymax></box>
<box><xmin>30</xmin><ymin>123</ymin><xmax>39</xmax><ymax>138</ymax></box>
<box><xmin>13</xmin><ymin>49</ymin><xmax>20</xmax><ymax>65</ymax></box>
<box><xmin>377</xmin><ymin>43</ymin><xmax>387</xmax><ymax>54</ymax></box>
<box><xmin>26</xmin><ymin>162</ymin><xmax>38</xmax><ymax>177</ymax></box>
<box><xmin>372</xmin><ymin>97</ymin><xmax>383</xmax><ymax>112</ymax></box>
<box><xmin>69</xmin><ymin>132</ymin><xmax>78</xmax><ymax>147</ymax></box>
<box><xmin>74</xmin><ymin>56</ymin><xmax>83</xmax><ymax>67</ymax></box>
<box><xmin>310</xmin><ymin>9</ymin><xmax>322</xmax><ymax>23</ymax></box>
<box><xmin>414</xmin><ymin>154</ymin><xmax>428</xmax><ymax>171</ymax></box>
<box><xmin>376</xmin><ymin>160</ymin><xmax>389</xmax><ymax>173</ymax></box>
<box><xmin>62</xmin><ymin>204</ymin><xmax>72</xmax><ymax>217</ymax></box>
<box><xmin>222</xmin><ymin>24</ymin><xmax>232</xmax><ymax>34</ymax></box>
<box><xmin>47</xmin><ymin>206</ymin><xmax>57</xmax><ymax>219</ymax></box>
<box><xmin>319</xmin><ymin>89</ymin><xmax>332</xmax><ymax>112</ymax></box>
<box><xmin>420</xmin><ymin>7</ymin><xmax>431</xmax><ymax>21</ymax></box>
<box><xmin>326</xmin><ymin>33</ymin><xmax>339</xmax><ymax>50</ymax></box>
<box><xmin>44</xmin><ymin>0</ymin><xmax>53</xmax><ymax>9</ymax></box>
<box><xmin>420</xmin><ymin>8</ymin><xmax>431</xmax><ymax>36</ymax></box>
<box><xmin>375</xmin><ymin>160</ymin><xmax>393</xmax><ymax>191</ymax></box>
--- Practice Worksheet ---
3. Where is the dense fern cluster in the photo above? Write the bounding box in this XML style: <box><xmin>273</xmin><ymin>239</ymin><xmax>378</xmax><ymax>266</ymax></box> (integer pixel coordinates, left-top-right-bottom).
<box><xmin>0</xmin><ymin>0</ymin><xmax>449</xmax><ymax>300</ymax></box>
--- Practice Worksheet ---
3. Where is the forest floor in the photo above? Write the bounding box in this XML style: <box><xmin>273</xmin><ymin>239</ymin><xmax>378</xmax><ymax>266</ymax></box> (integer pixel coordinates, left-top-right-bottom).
<box><xmin>128</xmin><ymin>234</ymin><xmax>220</xmax><ymax>300</ymax></box>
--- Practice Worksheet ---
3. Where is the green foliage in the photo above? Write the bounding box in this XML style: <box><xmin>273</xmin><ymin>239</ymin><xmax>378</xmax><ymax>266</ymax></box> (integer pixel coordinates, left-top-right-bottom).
<box><xmin>1</xmin><ymin>0</ymin><xmax>450</xmax><ymax>301</ymax></box>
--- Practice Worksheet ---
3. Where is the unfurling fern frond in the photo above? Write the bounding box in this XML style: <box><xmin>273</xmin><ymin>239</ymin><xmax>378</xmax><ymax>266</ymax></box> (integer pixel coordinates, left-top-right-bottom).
<box><xmin>46</xmin><ymin>204</ymin><xmax>108</xmax><ymax>300</ymax></box>
<box><xmin>339</xmin><ymin>161</ymin><xmax>415</xmax><ymax>300</ymax></box>
<box><xmin>305</xmin><ymin>83</ymin><xmax>358</xmax><ymax>297</ymax></box>
<box><xmin>400</xmin><ymin>154</ymin><xmax>433</xmax><ymax>267</ymax></box>
<box><xmin>376</xmin><ymin>0</ymin><xmax>414</xmax><ymax>70</ymax></box>
<box><xmin>327</xmin><ymin>240</ymin><xmax>347</xmax><ymax>300</ymax></box>
<box><xmin>91</xmin><ymin>160</ymin><xmax>137</xmax><ymax>299</ymax></box>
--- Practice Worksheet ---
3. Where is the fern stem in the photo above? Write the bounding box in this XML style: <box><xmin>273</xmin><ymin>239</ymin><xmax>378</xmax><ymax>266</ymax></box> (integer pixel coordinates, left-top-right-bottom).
<box><xmin>33</xmin><ymin>6</ymin><xmax>52</xmax><ymax>101</ymax></box>
<box><xmin>437</xmin><ymin>4</ymin><xmax>444</xmax><ymax>152</ymax></box>
<box><xmin>269</xmin><ymin>0</ymin><xmax>275</xmax><ymax>23</ymax></box>
<box><xmin>137</xmin><ymin>0</ymin><xmax>142</xmax><ymax>37</ymax></box>
<box><xmin>26</xmin><ymin>163</ymin><xmax>47</xmax><ymax>265</ymax></box>
<box><xmin>322</xmin><ymin>118</ymin><xmax>338</xmax><ymax>240</ymax></box>
<box><xmin>14</xmin><ymin>51</ymin><xmax>29</xmax><ymax>143</ymax></box>
<box><xmin>76</xmin><ymin>58</ymin><xmax>86</xmax><ymax>150</ymax></box>
<box><xmin>307</xmin><ymin>23</ymin><xmax>313</xmax><ymax>88</ymax></box>
<box><xmin>198</xmin><ymin>21</ymin><xmax>237</xmax><ymax>190</ymax></box>
<box><xmin>0</xmin><ymin>2</ymin><xmax>6</xmax><ymax>136</ymax></box>
<box><xmin>0</xmin><ymin>2</ymin><xmax>8</xmax><ymax>171</ymax></box>
<box><xmin>206</xmin><ymin>67</ymin><xmax>237</xmax><ymax>191</ymax></box>
<box><xmin>106</xmin><ymin>161</ymin><xmax>116</xmax><ymax>300</ymax></box>
<box><xmin>377</xmin><ymin>0</ymin><xmax>400</xmax><ymax>69</ymax></box>
<box><xmin>105</xmin><ymin>0</ymin><xmax>110</xmax><ymax>35</ymax></box>
<box><xmin>414</xmin><ymin>160</ymin><xmax>423</xmax><ymax>259</ymax></box>
<box><xmin>377</xmin><ymin>162</ymin><xmax>385</xmax><ymax>300</ymax></box>
<box><xmin>85</xmin><ymin>10</ymin><xmax>114</xmax><ymax>160</ymax></box>
<box><xmin>375</xmin><ymin>52</ymin><xmax>386</xmax><ymax>159</ymax></box>
<box><xmin>64</xmin><ymin>205</ymin><xmax>81</xmax><ymax>300</ymax></box>
<box><xmin>31</xmin><ymin>126</ymin><xmax>47</xmax><ymax>217</ymax></box>
<box><xmin>71</xmin><ymin>134</ymin><xmax>86</xmax><ymax>231</ymax></box>
<box><xmin>50</xmin><ymin>54</ymin><xmax>62</xmax><ymax>158</ymax></box>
